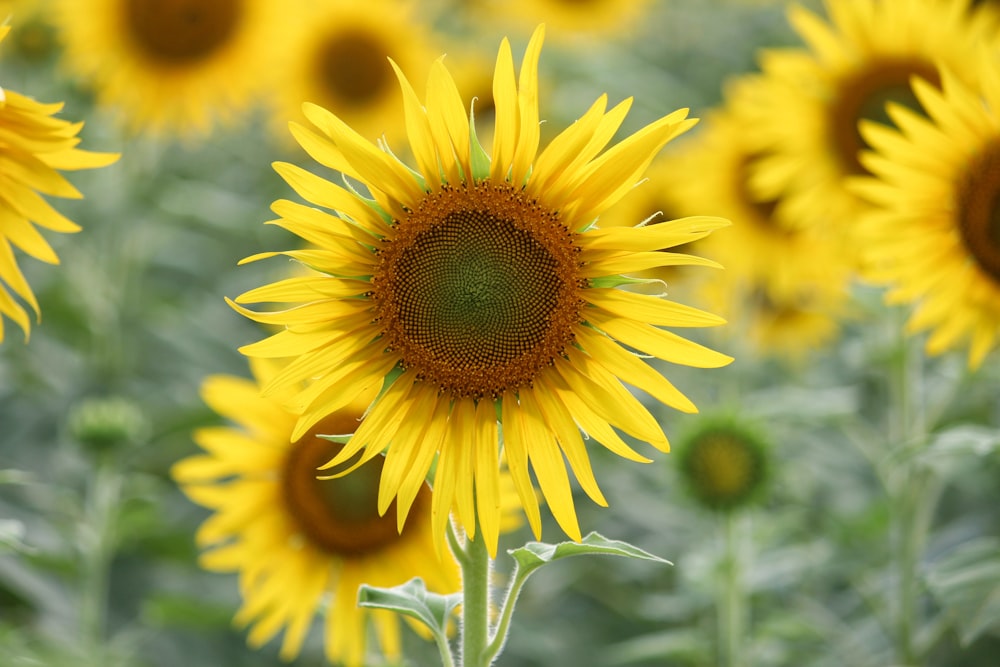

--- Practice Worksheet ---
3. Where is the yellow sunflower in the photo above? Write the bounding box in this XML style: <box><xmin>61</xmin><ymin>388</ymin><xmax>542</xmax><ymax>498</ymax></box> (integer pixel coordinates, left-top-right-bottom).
<box><xmin>232</xmin><ymin>25</ymin><xmax>731</xmax><ymax>556</ymax></box>
<box><xmin>0</xmin><ymin>25</ymin><xmax>118</xmax><ymax>343</ymax></box>
<box><xmin>268</xmin><ymin>0</ymin><xmax>434</xmax><ymax>145</ymax></box>
<box><xmin>747</xmin><ymin>0</ymin><xmax>995</xmax><ymax>239</ymax></box>
<box><xmin>172</xmin><ymin>358</ymin><xmax>460</xmax><ymax>666</ymax></box>
<box><xmin>52</xmin><ymin>0</ymin><xmax>285</xmax><ymax>137</ymax></box>
<box><xmin>851</xmin><ymin>56</ymin><xmax>1000</xmax><ymax>368</ymax></box>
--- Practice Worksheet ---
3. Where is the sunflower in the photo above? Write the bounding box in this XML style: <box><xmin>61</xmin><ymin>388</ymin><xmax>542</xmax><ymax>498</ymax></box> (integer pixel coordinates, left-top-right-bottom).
<box><xmin>268</xmin><ymin>0</ymin><xmax>434</xmax><ymax>145</ymax></box>
<box><xmin>172</xmin><ymin>358</ymin><xmax>460</xmax><ymax>666</ymax></box>
<box><xmin>232</xmin><ymin>25</ymin><xmax>731</xmax><ymax>556</ymax></box>
<box><xmin>747</xmin><ymin>0</ymin><xmax>995</xmax><ymax>240</ymax></box>
<box><xmin>851</xmin><ymin>56</ymin><xmax>1000</xmax><ymax>368</ymax></box>
<box><xmin>676</xmin><ymin>414</ymin><xmax>771</xmax><ymax>513</ymax></box>
<box><xmin>52</xmin><ymin>0</ymin><xmax>285</xmax><ymax>137</ymax></box>
<box><xmin>0</xmin><ymin>25</ymin><xmax>118</xmax><ymax>343</ymax></box>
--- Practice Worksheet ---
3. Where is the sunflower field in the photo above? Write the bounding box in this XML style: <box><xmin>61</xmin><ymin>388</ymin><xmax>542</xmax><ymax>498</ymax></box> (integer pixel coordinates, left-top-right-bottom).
<box><xmin>2</xmin><ymin>0</ymin><xmax>999</xmax><ymax>666</ymax></box>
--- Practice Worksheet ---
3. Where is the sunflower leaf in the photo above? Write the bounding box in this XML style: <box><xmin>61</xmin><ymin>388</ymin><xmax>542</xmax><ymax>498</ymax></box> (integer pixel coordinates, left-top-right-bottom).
<box><xmin>507</xmin><ymin>531</ymin><xmax>671</xmax><ymax>578</ymax></box>
<box><xmin>925</xmin><ymin>537</ymin><xmax>1000</xmax><ymax>646</ymax></box>
<box><xmin>358</xmin><ymin>577</ymin><xmax>461</xmax><ymax>638</ymax></box>
<box><xmin>0</xmin><ymin>519</ymin><xmax>33</xmax><ymax>556</ymax></box>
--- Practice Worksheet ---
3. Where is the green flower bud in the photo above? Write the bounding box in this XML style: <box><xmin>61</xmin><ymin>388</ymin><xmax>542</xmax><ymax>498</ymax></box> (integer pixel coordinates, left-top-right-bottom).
<box><xmin>675</xmin><ymin>415</ymin><xmax>771</xmax><ymax>513</ymax></box>
<box><xmin>67</xmin><ymin>396</ymin><xmax>149</xmax><ymax>454</ymax></box>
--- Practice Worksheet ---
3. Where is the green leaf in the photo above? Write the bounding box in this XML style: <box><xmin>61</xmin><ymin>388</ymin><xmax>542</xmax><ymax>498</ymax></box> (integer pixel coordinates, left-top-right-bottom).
<box><xmin>0</xmin><ymin>519</ymin><xmax>33</xmax><ymax>556</ymax></box>
<box><xmin>508</xmin><ymin>532</ymin><xmax>671</xmax><ymax>578</ymax></box>
<box><xmin>926</xmin><ymin>537</ymin><xmax>1000</xmax><ymax>646</ymax></box>
<box><xmin>0</xmin><ymin>469</ymin><xmax>33</xmax><ymax>485</ymax></box>
<box><xmin>921</xmin><ymin>426</ymin><xmax>1000</xmax><ymax>461</ymax></box>
<box><xmin>358</xmin><ymin>577</ymin><xmax>461</xmax><ymax>639</ymax></box>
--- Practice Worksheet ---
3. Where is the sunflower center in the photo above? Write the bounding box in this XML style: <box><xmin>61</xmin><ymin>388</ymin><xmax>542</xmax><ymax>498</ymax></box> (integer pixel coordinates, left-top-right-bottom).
<box><xmin>830</xmin><ymin>59</ymin><xmax>940</xmax><ymax>174</ymax></box>
<box><xmin>373</xmin><ymin>182</ymin><xmax>585</xmax><ymax>399</ymax></box>
<box><xmin>124</xmin><ymin>0</ymin><xmax>242</xmax><ymax>64</ymax></box>
<box><xmin>316</xmin><ymin>29</ymin><xmax>392</xmax><ymax>107</ymax></box>
<box><xmin>692</xmin><ymin>435</ymin><xmax>754</xmax><ymax>498</ymax></box>
<box><xmin>282</xmin><ymin>415</ymin><xmax>425</xmax><ymax>556</ymax></box>
<box><xmin>955</xmin><ymin>142</ymin><xmax>1000</xmax><ymax>284</ymax></box>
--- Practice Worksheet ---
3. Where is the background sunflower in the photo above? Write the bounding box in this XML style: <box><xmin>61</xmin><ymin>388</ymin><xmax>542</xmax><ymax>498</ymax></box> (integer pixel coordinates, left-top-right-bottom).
<box><xmin>172</xmin><ymin>359</ymin><xmax>460</xmax><ymax>667</ymax></box>
<box><xmin>267</xmin><ymin>0</ymin><xmax>436</xmax><ymax>146</ymax></box>
<box><xmin>52</xmin><ymin>0</ymin><xmax>287</xmax><ymax>137</ymax></box>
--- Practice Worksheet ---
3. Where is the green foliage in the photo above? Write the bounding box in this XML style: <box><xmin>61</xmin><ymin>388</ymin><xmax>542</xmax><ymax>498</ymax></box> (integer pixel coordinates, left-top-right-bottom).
<box><xmin>359</xmin><ymin>579</ymin><xmax>462</xmax><ymax>641</ymax></box>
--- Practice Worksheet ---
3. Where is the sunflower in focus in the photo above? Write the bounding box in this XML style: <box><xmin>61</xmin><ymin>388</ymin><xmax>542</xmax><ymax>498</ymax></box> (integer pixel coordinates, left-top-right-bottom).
<box><xmin>268</xmin><ymin>0</ymin><xmax>434</xmax><ymax>145</ymax></box>
<box><xmin>52</xmin><ymin>0</ymin><xmax>285</xmax><ymax>137</ymax></box>
<box><xmin>172</xmin><ymin>359</ymin><xmax>460</xmax><ymax>666</ymax></box>
<box><xmin>852</xmin><ymin>57</ymin><xmax>1000</xmax><ymax>368</ymax></box>
<box><xmin>666</xmin><ymin>94</ymin><xmax>851</xmax><ymax>358</ymax></box>
<box><xmin>748</xmin><ymin>0</ymin><xmax>994</xmax><ymax>243</ymax></box>
<box><xmin>232</xmin><ymin>26</ymin><xmax>731</xmax><ymax>556</ymax></box>
<box><xmin>0</xmin><ymin>25</ymin><xmax>118</xmax><ymax>343</ymax></box>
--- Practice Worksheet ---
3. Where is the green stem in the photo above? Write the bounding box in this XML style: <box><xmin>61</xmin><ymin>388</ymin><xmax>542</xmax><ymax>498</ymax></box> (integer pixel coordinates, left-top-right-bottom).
<box><xmin>483</xmin><ymin>567</ymin><xmax>529</xmax><ymax>664</ymax></box>
<box><xmin>460</xmin><ymin>532</ymin><xmax>492</xmax><ymax>667</ymax></box>
<box><xmin>719</xmin><ymin>511</ymin><xmax>746</xmax><ymax>667</ymax></box>
<box><xmin>79</xmin><ymin>458</ymin><xmax>121</xmax><ymax>661</ymax></box>
<box><xmin>434</xmin><ymin>628</ymin><xmax>457</xmax><ymax>667</ymax></box>
<box><xmin>888</xmin><ymin>310</ymin><xmax>929</xmax><ymax>667</ymax></box>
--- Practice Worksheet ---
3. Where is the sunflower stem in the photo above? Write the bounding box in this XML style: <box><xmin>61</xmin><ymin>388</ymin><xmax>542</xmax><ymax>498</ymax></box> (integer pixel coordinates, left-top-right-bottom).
<box><xmin>79</xmin><ymin>456</ymin><xmax>121</xmax><ymax>662</ymax></box>
<box><xmin>483</xmin><ymin>563</ymin><xmax>529</xmax><ymax>664</ymax></box>
<box><xmin>719</xmin><ymin>511</ymin><xmax>746</xmax><ymax>667</ymax></box>
<box><xmin>888</xmin><ymin>308</ymin><xmax>931</xmax><ymax>667</ymax></box>
<box><xmin>460</xmin><ymin>531</ymin><xmax>492</xmax><ymax>667</ymax></box>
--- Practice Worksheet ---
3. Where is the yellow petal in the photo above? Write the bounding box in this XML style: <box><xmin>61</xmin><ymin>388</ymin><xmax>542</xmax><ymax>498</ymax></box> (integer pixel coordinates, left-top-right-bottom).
<box><xmin>585</xmin><ymin>288</ymin><xmax>726</xmax><ymax>327</ymax></box>
<box><xmin>490</xmin><ymin>37</ymin><xmax>518</xmax><ymax>181</ymax></box>
<box><xmin>587</xmin><ymin>308</ymin><xmax>734</xmax><ymax>368</ymax></box>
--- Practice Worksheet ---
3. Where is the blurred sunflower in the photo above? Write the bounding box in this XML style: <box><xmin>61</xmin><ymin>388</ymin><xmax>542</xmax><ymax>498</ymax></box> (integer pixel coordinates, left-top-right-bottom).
<box><xmin>665</xmin><ymin>97</ymin><xmax>851</xmax><ymax>357</ymax></box>
<box><xmin>1</xmin><ymin>0</ymin><xmax>58</xmax><ymax>64</ymax></box>
<box><xmin>0</xmin><ymin>25</ymin><xmax>118</xmax><ymax>343</ymax></box>
<box><xmin>172</xmin><ymin>359</ymin><xmax>460</xmax><ymax>666</ymax></box>
<box><xmin>269</xmin><ymin>0</ymin><xmax>434</xmax><ymax>145</ymax></box>
<box><xmin>232</xmin><ymin>25</ymin><xmax>732</xmax><ymax>556</ymax></box>
<box><xmin>852</xmin><ymin>58</ymin><xmax>1000</xmax><ymax>368</ymax></box>
<box><xmin>676</xmin><ymin>414</ymin><xmax>771</xmax><ymax>513</ymax></box>
<box><xmin>52</xmin><ymin>0</ymin><xmax>285</xmax><ymax>137</ymax></box>
<box><xmin>748</xmin><ymin>0</ymin><xmax>994</xmax><ymax>240</ymax></box>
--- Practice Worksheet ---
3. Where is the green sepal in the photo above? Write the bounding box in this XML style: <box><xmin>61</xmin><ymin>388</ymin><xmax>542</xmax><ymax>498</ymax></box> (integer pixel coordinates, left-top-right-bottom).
<box><xmin>380</xmin><ymin>139</ymin><xmax>429</xmax><ymax>192</ymax></box>
<box><xmin>341</xmin><ymin>173</ymin><xmax>394</xmax><ymax>225</ymax></box>
<box><xmin>316</xmin><ymin>433</ymin><xmax>352</xmax><ymax>444</ymax></box>
<box><xmin>468</xmin><ymin>105</ymin><xmax>492</xmax><ymax>182</ymax></box>
<box><xmin>358</xmin><ymin>578</ymin><xmax>461</xmax><ymax>639</ymax></box>
<box><xmin>508</xmin><ymin>531</ymin><xmax>671</xmax><ymax>578</ymax></box>
<box><xmin>587</xmin><ymin>275</ymin><xmax>661</xmax><ymax>289</ymax></box>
